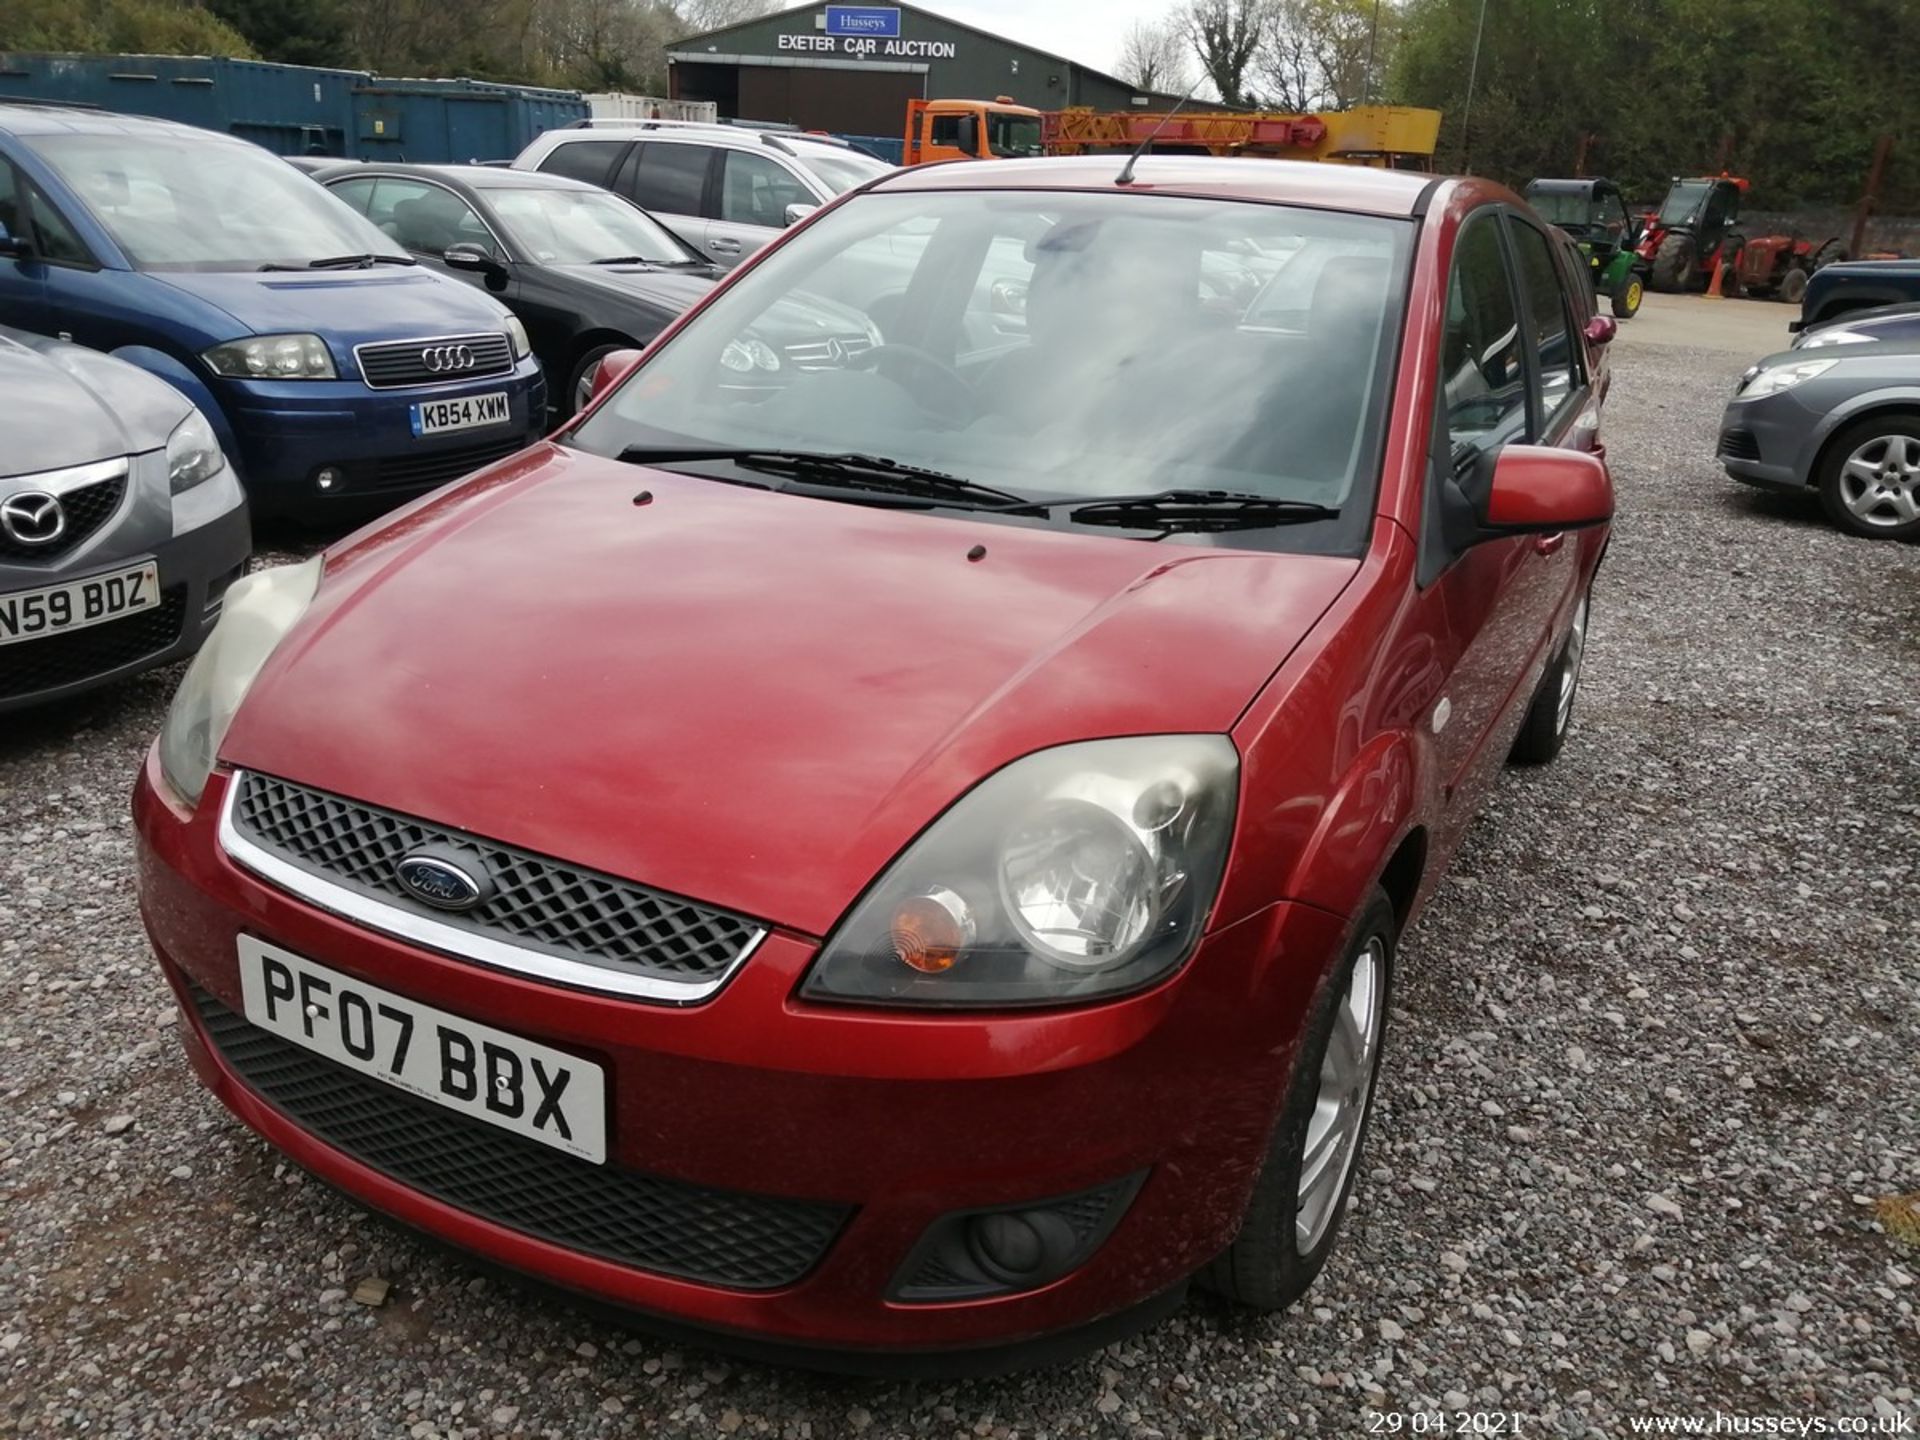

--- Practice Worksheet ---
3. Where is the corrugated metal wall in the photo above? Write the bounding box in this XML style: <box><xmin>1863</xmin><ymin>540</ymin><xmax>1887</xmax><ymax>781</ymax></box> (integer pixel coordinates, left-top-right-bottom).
<box><xmin>0</xmin><ymin>53</ymin><xmax>588</xmax><ymax>163</ymax></box>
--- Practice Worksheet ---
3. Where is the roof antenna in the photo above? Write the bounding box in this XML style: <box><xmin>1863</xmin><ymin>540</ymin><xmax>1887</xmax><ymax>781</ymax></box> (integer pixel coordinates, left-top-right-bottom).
<box><xmin>1116</xmin><ymin>79</ymin><xmax>1204</xmax><ymax>187</ymax></box>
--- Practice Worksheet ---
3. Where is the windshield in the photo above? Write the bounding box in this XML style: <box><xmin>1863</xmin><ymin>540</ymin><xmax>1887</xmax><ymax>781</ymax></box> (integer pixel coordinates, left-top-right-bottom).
<box><xmin>988</xmin><ymin>114</ymin><xmax>1044</xmax><ymax>159</ymax></box>
<box><xmin>802</xmin><ymin>149</ymin><xmax>894</xmax><ymax>194</ymax></box>
<box><xmin>1658</xmin><ymin>180</ymin><xmax>1710</xmax><ymax>226</ymax></box>
<box><xmin>570</xmin><ymin>189</ymin><xmax>1412</xmax><ymax>537</ymax></box>
<box><xmin>30</xmin><ymin>133</ymin><xmax>405</xmax><ymax>272</ymax></box>
<box><xmin>478</xmin><ymin>184</ymin><xmax>697</xmax><ymax>265</ymax></box>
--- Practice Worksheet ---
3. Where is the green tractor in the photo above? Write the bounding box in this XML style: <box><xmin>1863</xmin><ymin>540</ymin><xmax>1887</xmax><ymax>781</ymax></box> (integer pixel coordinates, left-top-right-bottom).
<box><xmin>1523</xmin><ymin>177</ymin><xmax>1652</xmax><ymax>318</ymax></box>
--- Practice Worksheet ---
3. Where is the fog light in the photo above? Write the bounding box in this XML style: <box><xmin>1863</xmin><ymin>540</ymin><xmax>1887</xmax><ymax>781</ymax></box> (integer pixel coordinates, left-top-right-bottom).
<box><xmin>315</xmin><ymin>466</ymin><xmax>344</xmax><ymax>492</ymax></box>
<box><xmin>890</xmin><ymin>1174</ymin><xmax>1146</xmax><ymax>1302</ymax></box>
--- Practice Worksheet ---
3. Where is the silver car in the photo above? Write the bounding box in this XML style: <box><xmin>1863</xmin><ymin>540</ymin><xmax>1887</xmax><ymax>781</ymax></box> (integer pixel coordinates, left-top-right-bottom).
<box><xmin>1716</xmin><ymin>343</ymin><xmax>1920</xmax><ymax>541</ymax></box>
<box><xmin>510</xmin><ymin>121</ymin><xmax>892</xmax><ymax>270</ymax></box>
<box><xmin>0</xmin><ymin>325</ymin><xmax>250</xmax><ymax>712</ymax></box>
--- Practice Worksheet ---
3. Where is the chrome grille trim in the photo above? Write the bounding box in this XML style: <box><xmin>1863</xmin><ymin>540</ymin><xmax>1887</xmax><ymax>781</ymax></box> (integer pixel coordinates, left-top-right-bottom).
<box><xmin>353</xmin><ymin>332</ymin><xmax>514</xmax><ymax>390</ymax></box>
<box><xmin>216</xmin><ymin>775</ymin><xmax>768</xmax><ymax>1003</ymax></box>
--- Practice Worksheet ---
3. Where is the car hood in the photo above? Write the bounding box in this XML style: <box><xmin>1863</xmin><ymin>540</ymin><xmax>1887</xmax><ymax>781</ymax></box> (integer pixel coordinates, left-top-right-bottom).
<box><xmin>0</xmin><ymin>326</ymin><xmax>189</xmax><ymax>476</ymax></box>
<box><xmin>553</xmin><ymin>263</ymin><xmax>720</xmax><ymax>314</ymax></box>
<box><xmin>223</xmin><ymin>448</ymin><xmax>1358</xmax><ymax>935</ymax></box>
<box><xmin>153</xmin><ymin>266</ymin><xmax>509</xmax><ymax>346</ymax></box>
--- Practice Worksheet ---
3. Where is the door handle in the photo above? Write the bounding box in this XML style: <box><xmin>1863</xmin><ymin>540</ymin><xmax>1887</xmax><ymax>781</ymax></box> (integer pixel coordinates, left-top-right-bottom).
<box><xmin>709</xmin><ymin>237</ymin><xmax>742</xmax><ymax>253</ymax></box>
<box><xmin>1533</xmin><ymin>532</ymin><xmax>1566</xmax><ymax>556</ymax></box>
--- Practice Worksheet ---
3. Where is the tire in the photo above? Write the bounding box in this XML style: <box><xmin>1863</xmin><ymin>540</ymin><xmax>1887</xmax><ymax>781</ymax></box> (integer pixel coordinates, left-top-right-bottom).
<box><xmin>1778</xmin><ymin>267</ymin><xmax>1810</xmax><ymax>306</ymax></box>
<box><xmin>1610</xmin><ymin>274</ymin><xmax>1644</xmax><ymax>318</ymax></box>
<box><xmin>1201</xmin><ymin>889</ymin><xmax>1396</xmax><ymax>1312</ymax></box>
<box><xmin>566</xmin><ymin>343</ymin><xmax>627</xmax><ymax>419</ymax></box>
<box><xmin>1650</xmin><ymin>234</ymin><xmax>1695</xmax><ymax>292</ymax></box>
<box><xmin>1510</xmin><ymin>590</ymin><xmax>1591</xmax><ymax>765</ymax></box>
<box><xmin>1815</xmin><ymin>414</ymin><xmax>1920</xmax><ymax>540</ymax></box>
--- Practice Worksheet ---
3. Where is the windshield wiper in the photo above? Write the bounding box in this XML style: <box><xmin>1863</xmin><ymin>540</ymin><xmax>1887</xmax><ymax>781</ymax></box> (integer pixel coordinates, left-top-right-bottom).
<box><xmin>1049</xmin><ymin>489</ymin><xmax>1341</xmax><ymax>533</ymax></box>
<box><xmin>616</xmin><ymin>447</ymin><xmax>1030</xmax><ymax>509</ymax></box>
<box><xmin>263</xmin><ymin>253</ymin><xmax>416</xmax><ymax>271</ymax></box>
<box><xmin>589</xmin><ymin>255</ymin><xmax>657</xmax><ymax>266</ymax></box>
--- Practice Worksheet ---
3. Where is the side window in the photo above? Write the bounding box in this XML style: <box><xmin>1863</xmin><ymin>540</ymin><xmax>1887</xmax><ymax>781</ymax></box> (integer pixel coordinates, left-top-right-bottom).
<box><xmin>1509</xmin><ymin>218</ymin><xmax>1580</xmax><ymax>427</ymax></box>
<box><xmin>1440</xmin><ymin>215</ymin><xmax>1527</xmax><ymax>462</ymax></box>
<box><xmin>327</xmin><ymin>177</ymin><xmax>378</xmax><ymax>216</ymax></box>
<box><xmin>629</xmin><ymin>143</ymin><xmax>711</xmax><ymax>217</ymax></box>
<box><xmin>368</xmin><ymin>179</ymin><xmax>497</xmax><ymax>259</ymax></box>
<box><xmin>718</xmin><ymin>152</ymin><xmax>811</xmax><ymax>229</ymax></box>
<box><xmin>929</xmin><ymin>114</ymin><xmax>964</xmax><ymax>147</ymax></box>
<box><xmin>0</xmin><ymin>163</ymin><xmax>19</xmax><ymax>243</ymax></box>
<box><xmin>536</xmin><ymin>140</ymin><xmax>624</xmax><ymax>187</ymax></box>
<box><xmin>28</xmin><ymin>186</ymin><xmax>91</xmax><ymax>265</ymax></box>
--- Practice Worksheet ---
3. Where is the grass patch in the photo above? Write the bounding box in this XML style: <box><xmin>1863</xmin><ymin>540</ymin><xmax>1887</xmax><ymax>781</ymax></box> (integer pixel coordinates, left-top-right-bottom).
<box><xmin>1874</xmin><ymin>1192</ymin><xmax>1920</xmax><ymax>1251</ymax></box>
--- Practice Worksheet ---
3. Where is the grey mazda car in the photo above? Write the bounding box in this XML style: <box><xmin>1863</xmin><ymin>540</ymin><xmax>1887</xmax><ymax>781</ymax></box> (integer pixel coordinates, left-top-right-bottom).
<box><xmin>1717</xmin><ymin>343</ymin><xmax>1920</xmax><ymax>541</ymax></box>
<box><xmin>0</xmin><ymin>325</ymin><xmax>250</xmax><ymax>712</ymax></box>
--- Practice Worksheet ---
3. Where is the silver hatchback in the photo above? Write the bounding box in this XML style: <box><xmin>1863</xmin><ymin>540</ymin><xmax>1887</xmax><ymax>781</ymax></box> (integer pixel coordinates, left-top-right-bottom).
<box><xmin>0</xmin><ymin>326</ymin><xmax>250</xmax><ymax>712</ymax></box>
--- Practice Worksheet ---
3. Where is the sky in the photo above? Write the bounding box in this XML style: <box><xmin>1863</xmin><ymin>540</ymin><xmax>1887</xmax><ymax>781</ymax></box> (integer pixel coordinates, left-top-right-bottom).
<box><xmin>774</xmin><ymin>0</ymin><xmax>1176</xmax><ymax>78</ymax></box>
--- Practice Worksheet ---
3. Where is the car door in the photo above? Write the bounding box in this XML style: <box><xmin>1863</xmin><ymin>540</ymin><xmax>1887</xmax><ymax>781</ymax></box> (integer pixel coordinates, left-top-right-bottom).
<box><xmin>1416</xmin><ymin>208</ymin><xmax>1580</xmax><ymax>837</ymax></box>
<box><xmin>616</xmin><ymin>142</ymin><xmax>717</xmax><ymax>263</ymax></box>
<box><xmin>708</xmin><ymin>150</ymin><xmax>813</xmax><ymax>268</ymax></box>
<box><xmin>0</xmin><ymin>159</ymin><xmax>96</xmax><ymax>337</ymax></box>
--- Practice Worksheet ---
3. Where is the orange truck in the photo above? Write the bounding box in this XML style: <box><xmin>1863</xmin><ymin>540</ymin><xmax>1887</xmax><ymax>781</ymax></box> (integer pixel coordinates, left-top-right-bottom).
<box><xmin>903</xmin><ymin>97</ymin><xmax>1441</xmax><ymax>169</ymax></box>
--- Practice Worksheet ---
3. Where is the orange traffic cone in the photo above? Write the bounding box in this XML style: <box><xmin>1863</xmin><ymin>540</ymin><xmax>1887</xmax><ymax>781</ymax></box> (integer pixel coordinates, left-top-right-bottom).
<box><xmin>1705</xmin><ymin>259</ymin><xmax>1726</xmax><ymax>299</ymax></box>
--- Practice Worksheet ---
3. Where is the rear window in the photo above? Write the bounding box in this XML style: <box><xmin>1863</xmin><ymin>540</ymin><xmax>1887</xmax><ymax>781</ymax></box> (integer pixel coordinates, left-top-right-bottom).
<box><xmin>536</xmin><ymin>140</ymin><xmax>625</xmax><ymax>187</ymax></box>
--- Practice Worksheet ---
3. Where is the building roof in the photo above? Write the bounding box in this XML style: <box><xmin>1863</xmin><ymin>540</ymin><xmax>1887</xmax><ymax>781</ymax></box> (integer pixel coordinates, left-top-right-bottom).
<box><xmin>872</xmin><ymin>155</ymin><xmax>1443</xmax><ymax>218</ymax></box>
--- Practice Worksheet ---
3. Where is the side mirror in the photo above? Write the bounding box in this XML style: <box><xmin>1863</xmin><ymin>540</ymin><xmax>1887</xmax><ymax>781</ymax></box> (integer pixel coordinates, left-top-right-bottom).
<box><xmin>0</xmin><ymin>221</ymin><xmax>29</xmax><ymax>258</ymax></box>
<box><xmin>783</xmin><ymin>202</ymin><xmax>818</xmax><ymax>228</ymax></box>
<box><xmin>954</xmin><ymin>115</ymin><xmax>979</xmax><ymax>157</ymax></box>
<box><xmin>1584</xmin><ymin>314</ymin><xmax>1617</xmax><ymax>346</ymax></box>
<box><xmin>1482</xmin><ymin>445</ymin><xmax>1614</xmax><ymax>535</ymax></box>
<box><xmin>587</xmin><ymin>347</ymin><xmax>646</xmax><ymax>407</ymax></box>
<box><xmin>443</xmin><ymin>242</ymin><xmax>501</xmax><ymax>273</ymax></box>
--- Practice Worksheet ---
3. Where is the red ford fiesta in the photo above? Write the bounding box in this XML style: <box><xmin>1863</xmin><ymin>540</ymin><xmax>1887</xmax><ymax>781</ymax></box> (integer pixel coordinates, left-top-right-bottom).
<box><xmin>134</xmin><ymin>157</ymin><xmax>1614</xmax><ymax>1371</ymax></box>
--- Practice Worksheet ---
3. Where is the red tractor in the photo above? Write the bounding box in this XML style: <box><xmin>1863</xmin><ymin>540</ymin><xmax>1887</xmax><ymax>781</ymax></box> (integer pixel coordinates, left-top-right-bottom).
<box><xmin>1638</xmin><ymin>174</ymin><xmax>1748</xmax><ymax>291</ymax></box>
<box><xmin>1726</xmin><ymin>233</ymin><xmax>1847</xmax><ymax>304</ymax></box>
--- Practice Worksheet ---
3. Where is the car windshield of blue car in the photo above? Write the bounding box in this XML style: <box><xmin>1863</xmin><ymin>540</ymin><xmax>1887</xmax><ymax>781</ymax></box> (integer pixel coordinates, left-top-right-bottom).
<box><xmin>478</xmin><ymin>184</ymin><xmax>698</xmax><ymax>266</ymax></box>
<box><xmin>568</xmin><ymin>187</ymin><xmax>1413</xmax><ymax>517</ymax></box>
<box><xmin>30</xmin><ymin>134</ymin><xmax>408</xmax><ymax>272</ymax></box>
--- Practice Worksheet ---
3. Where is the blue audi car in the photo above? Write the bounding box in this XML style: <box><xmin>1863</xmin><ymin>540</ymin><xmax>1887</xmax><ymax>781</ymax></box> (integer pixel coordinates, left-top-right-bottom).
<box><xmin>0</xmin><ymin>106</ymin><xmax>545</xmax><ymax>522</ymax></box>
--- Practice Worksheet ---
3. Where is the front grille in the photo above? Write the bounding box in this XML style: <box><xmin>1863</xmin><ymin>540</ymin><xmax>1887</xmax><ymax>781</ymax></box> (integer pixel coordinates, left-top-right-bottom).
<box><xmin>191</xmin><ymin>986</ymin><xmax>849</xmax><ymax>1289</ymax></box>
<box><xmin>1718</xmin><ymin>427</ymin><xmax>1762</xmax><ymax>461</ymax></box>
<box><xmin>364</xmin><ymin>434</ymin><xmax>528</xmax><ymax>493</ymax></box>
<box><xmin>357</xmin><ymin>333</ymin><xmax>514</xmax><ymax>390</ymax></box>
<box><xmin>229</xmin><ymin>771</ymin><xmax>763</xmax><ymax>995</ymax></box>
<box><xmin>0</xmin><ymin>585</ymin><xmax>186</xmax><ymax>700</ymax></box>
<box><xmin>0</xmin><ymin>473</ymin><xmax>126</xmax><ymax>562</ymax></box>
<box><xmin>785</xmin><ymin>335</ymin><xmax>875</xmax><ymax>371</ymax></box>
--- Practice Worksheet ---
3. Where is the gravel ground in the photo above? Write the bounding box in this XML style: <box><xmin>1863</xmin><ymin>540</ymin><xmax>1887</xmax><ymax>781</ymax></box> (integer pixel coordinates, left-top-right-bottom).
<box><xmin>2</xmin><ymin>337</ymin><xmax>1916</xmax><ymax>1438</ymax></box>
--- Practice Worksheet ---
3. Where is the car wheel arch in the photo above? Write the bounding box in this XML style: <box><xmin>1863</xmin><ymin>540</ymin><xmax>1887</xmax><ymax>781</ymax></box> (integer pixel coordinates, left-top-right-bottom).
<box><xmin>1264</xmin><ymin>729</ymin><xmax>1428</xmax><ymax>930</ymax></box>
<box><xmin>1798</xmin><ymin>395</ymin><xmax>1920</xmax><ymax>485</ymax></box>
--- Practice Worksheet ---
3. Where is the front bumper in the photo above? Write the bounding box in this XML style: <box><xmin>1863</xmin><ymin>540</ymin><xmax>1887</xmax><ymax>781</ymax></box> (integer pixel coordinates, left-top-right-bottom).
<box><xmin>218</xmin><ymin>361</ymin><xmax>546</xmax><ymax>514</ymax></box>
<box><xmin>133</xmin><ymin>757</ymin><xmax>1347</xmax><ymax>1361</ymax></box>
<box><xmin>0</xmin><ymin>472</ymin><xmax>250</xmax><ymax>715</ymax></box>
<box><xmin>1716</xmin><ymin>394</ymin><xmax>1818</xmax><ymax>492</ymax></box>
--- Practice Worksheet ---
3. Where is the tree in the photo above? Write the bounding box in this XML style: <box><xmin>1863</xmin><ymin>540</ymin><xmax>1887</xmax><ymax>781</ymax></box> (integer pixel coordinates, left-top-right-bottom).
<box><xmin>204</xmin><ymin>0</ymin><xmax>350</xmax><ymax>67</ymax></box>
<box><xmin>1258</xmin><ymin>0</ymin><xmax>1395</xmax><ymax>112</ymax></box>
<box><xmin>1116</xmin><ymin>17</ymin><xmax>1192</xmax><ymax>95</ymax></box>
<box><xmin>674</xmin><ymin>0</ymin><xmax>781</xmax><ymax>32</ymax></box>
<box><xmin>1179</xmin><ymin>0</ymin><xmax>1271</xmax><ymax>107</ymax></box>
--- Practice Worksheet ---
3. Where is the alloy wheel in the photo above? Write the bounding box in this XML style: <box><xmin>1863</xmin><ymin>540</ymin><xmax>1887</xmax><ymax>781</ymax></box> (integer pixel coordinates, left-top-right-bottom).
<box><xmin>1839</xmin><ymin>434</ymin><xmax>1920</xmax><ymax>528</ymax></box>
<box><xmin>1296</xmin><ymin>938</ymin><xmax>1384</xmax><ymax>1253</ymax></box>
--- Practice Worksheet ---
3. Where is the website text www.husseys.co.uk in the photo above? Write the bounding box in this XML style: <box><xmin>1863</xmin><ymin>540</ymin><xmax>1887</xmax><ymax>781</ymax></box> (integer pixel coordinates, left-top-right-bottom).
<box><xmin>1629</xmin><ymin>1414</ymin><xmax>1914</xmax><ymax>1436</ymax></box>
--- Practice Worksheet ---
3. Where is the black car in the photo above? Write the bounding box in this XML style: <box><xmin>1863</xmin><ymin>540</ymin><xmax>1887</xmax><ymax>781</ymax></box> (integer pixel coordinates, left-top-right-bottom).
<box><xmin>317</xmin><ymin>164</ymin><xmax>730</xmax><ymax>416</ymax></box>
<box><xmin>1793</xmin><ymin>258</ymin><xmax>1920</xmax><ymax>332</ymax></box>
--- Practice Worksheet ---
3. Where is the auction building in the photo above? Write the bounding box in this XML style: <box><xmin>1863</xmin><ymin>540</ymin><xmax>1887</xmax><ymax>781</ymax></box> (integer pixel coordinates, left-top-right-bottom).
<box><xmin>666</xmin><ymin>2</ymin><xmax>1182</xmax><ymax>137</ymax></box>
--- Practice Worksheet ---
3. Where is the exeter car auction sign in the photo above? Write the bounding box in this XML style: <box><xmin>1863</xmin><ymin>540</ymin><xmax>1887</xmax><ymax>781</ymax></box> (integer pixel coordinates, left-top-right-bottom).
<box><xmin>778</xmin><ymin>4</ymin><xmax>960</xmax><ymax>59</ymax></box>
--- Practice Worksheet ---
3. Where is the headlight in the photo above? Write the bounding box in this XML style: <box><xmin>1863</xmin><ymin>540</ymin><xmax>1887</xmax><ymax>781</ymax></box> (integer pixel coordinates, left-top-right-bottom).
<box><xmin>720</xmin><ymin>337</ymin><xmax>781</xmax><ymax>373</ymax></box>
<box><xmin>803</xmin><ymin>736</ymin><xmax>1238</xmax><ymax>1008</ymax></box>
<box><xmin>164</xmin><ymin>408</ymin><xmax>225</xmax><ymax>494</ymax></box>
<box><xmin>202</xmin><ymin>334</ymin><xmax>336</xmax><ymax>380</ymax></box>
<box><xmin>158</xmin><ymin>557</ymin><xmax>323</xmax><ymax>806</ymax></box>
<box><xmin>505</xmin><ymin>315</ymin><xmax>531</xmax><ymax>360</ymax></box>
<box><xmin>1735</xmin><ymin>358</ymin><xmax>1836</xmax><ymax>400</ymax></box>
<box><xmin>1795</xmin><ymin>328</ymin><xmax>1872</xmax><ymax>350</ymax></box>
